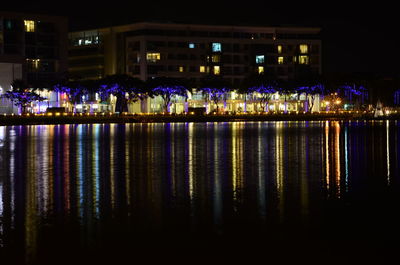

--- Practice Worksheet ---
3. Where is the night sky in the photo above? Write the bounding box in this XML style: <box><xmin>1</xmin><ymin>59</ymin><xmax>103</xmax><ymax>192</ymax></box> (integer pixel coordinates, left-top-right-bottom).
<box><xmin>2</xmin><ymin>0</ymin><xmax>399</xmax><ymax>75</ymax></box>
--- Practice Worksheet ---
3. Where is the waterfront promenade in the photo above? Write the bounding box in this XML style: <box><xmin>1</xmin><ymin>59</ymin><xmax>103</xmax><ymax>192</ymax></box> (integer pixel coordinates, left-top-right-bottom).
<box><xmin>1</xmin><ymin>111</ymin><xmax>399</xmax><ymax>126</ymax></box>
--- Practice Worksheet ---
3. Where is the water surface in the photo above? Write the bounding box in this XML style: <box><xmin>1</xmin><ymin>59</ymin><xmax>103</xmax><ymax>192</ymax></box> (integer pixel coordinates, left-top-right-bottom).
<box><xmin>1</xmin><ymin>121</ymin><xmax>400</xmax><ymax>264</ymax></box>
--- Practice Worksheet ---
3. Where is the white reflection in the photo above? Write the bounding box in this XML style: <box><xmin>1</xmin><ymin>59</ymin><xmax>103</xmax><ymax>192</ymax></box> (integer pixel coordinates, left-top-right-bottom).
<box><xmin>386</xmin><ymin>120</ymin><xmax>390</xmax><ymax>185</ymax></box>
<box><xmin>213</xmin><ymin>124</ymin><xmax>222</xmax><ymax>229</ymax></box>
<box><xmin>257</xmin><ymin>123</ymin><xmax>266</xmax><ymax>220</ymax></box>
<box><xmin>125</xmin><ymin>124</ymin><xmax>131</xmax><ymax>207</ymax></box>
<box><xmin>77</xmin><ymin>125</ymin><xmax>84</xmax><ymax>220</ymax></box>
<box><xmin>335</xmin><ymin>122</ymin><xmax>341</xmax><ymax>198</ymax></box>
<box><xmin>344</xmin><ymin>126</ymin><xmax>349</xmax><ymax>193</ymax></box>
<box><xmin>325</xmin><ymin>121</ymin><xmax>330</xmax><ymax>195</ymax></box>
<box><xmin>63</xmin><ymin>125</ymin><xmax>71</xmax><ymax>213</ymax></box>
<box><xmin>9</xmin><ymin>128</ymin><xmax>16</xmax><ymax>228</ymax></box>
<box><xmin>188</xmin><ymin>123</ymin><xmax>194</xmax><ymax>201</ymax></box>
<box><xmin>92</xmin><ymin>124</ymin><xmax>100</xmax><ymax>218</ymax></box>
<box><xmin>275</xmin><ymin>122</ymin><xmax>284</xmax><ymax>220</ymax></box>
<box><xmin>0</xmin><ymin>126</ymin><xmax>5</xmax><ymax>147</ymax></box>
<box><xmin>232</xmin><ymin>123</ymin><xmax>238</xmax><ymax>211</ymax></box>
<box><xmin>110</xmin><ymin>124</ymin><xmax>115</xmax><ymax>210</ymax></box>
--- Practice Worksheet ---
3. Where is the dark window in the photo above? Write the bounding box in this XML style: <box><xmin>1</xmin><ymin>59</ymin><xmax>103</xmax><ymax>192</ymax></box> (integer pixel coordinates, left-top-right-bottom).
<box><xmin>25</xmin><ymin>33</ymin><xmax>36</xmax><ymax>45</ymax></box>
<box><xmin>133</xmin><ymin>65</ymin><xmax>140</xmax><ymax>74</ymax></box>
<box><xmin>37</xmin><ymin>22</ymin><xmax>55</xmax><ymax>33</ymax></box>
<box><xmin>311</xmin><ymin>45</ymin><xmax>319</xmax><ymax>53</ymax></box>
<box><xmin>147</xmin><ymin>65</ymin><xmax>164</xmax><ymax>74</ymax></box>
<box><xmin>222</xmin><ymin>55</ymin><xmax>232</xmax><ymax>63</ymax></box>
<box><xmin>277</xmin><ymin>67</ymin><xmax>285</xmax><ymax>75</ymax></box>
<box><xmin>177</xmin><ymin>54</ymin><xmax>188</xmax><ymax>60</ymax></box>
<box><xmin>25</xmin><ymin>47</ymin><xmax>36</xmax><ymax>57</ymax></box>
<box><xmin>176</xmin><ymin>42</ymin><xmax>186</xmax><ymax>48</ymax></box>
<box><xmin>128</xmin><ymin>41</ymin><xmax>140</xmax><ymax>50</ymax></box>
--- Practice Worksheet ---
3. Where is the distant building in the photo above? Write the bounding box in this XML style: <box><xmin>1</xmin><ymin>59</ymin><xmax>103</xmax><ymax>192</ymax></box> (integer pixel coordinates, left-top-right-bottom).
<box><xmin>68</xmin><ymin>22</ymin><xmax>322</xmax><ymax>113</ymax></box>
<box><xmin>0</xmin><ymin>11</ymin><xmax>68</xmax><ymax>113</ymax></box>
<box><xmin>69</xmin><ymin>22</ymin><xmax>321</xmax><ymax>80</ymax></box>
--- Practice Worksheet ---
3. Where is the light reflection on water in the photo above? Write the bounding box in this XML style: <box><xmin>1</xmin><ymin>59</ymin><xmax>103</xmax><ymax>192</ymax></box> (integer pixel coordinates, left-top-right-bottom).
<box><xmin>0</xmin><ymin>121</ymin><xmax>400</xmax><ymax>264</ymax></box>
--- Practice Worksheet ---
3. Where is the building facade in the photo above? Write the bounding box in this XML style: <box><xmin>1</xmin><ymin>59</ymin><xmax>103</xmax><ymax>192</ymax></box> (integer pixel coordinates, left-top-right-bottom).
<box><xmin>0</xmin><ymin>11</ymin><xmax>68</xmax><ymax>113</ymax></box>
<box><xmin>68</xmin><ymin>22</ymin><xmax>322</xmax><ymax>113</ymax></box>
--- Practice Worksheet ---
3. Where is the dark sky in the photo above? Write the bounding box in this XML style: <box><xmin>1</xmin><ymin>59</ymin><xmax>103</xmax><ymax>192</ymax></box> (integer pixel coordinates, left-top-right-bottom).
<box><xmin>2</xmin><ymin>0</ymin><xmax>399</xmax><ymax>75</ymax></box>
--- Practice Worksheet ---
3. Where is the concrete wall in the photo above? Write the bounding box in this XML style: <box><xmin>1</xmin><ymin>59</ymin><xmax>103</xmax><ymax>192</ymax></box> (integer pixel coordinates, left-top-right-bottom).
<box><xmin>0</xmin><ymin>62</ymin><xmax>22</xmax><ymax>113</ymax></box>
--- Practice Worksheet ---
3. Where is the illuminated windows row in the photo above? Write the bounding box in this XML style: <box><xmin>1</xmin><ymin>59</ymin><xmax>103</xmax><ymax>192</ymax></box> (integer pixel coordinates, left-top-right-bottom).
<box><xmin>256</xmin><ymin>55</ymin><xmax>308</xmax><ymax>64</ymax></box>
<box><xmin>146</xmin><ymin>52</ymin><xmax>161</xmax><ymax>62</ymax></box>
<box><xmin>199</xmin><ymin>66</ymin><xmax>220</xmax><ymax>74</ymax></box>
<box><xmin>175</xmin><ymin>65</ymin><xmax>220</xmax><ymax>75</ymax></box>
<box><xmin>276</xmin><ymin>44</ymin><xmax>309</xmax><ymax>54</ymax></box>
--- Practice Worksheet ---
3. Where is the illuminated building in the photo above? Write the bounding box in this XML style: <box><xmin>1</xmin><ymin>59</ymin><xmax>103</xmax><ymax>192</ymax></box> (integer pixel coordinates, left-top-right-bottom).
<box><xmin>68</xmin><ymin>22</ymin><xmax>321</xmax><ymax>113</ymax></box>
<box><xmin>0</xmin><ymin>11</ymin><xmax>68</xmax><ymax>113</ymax></box>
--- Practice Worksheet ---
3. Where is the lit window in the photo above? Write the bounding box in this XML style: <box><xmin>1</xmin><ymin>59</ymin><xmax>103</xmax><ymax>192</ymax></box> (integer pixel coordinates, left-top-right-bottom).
<box><xmin>299</xmin><ymin>55</ymin><xmax>309</xmax><ymax>65</ymax></box>
<box><xmin>179</xmin><ymin>66</ymin><xmax>184</xmax><ymax>72</ymax></box>
<box><xmin>211</xmin><ymin>54</ymin><xmax>220</xmax><ymax>63</ymax></box>
<box><xmin>278</xmin><ymin>57</ymin><xmax>284</xmax><ymax>64</ymax></box>
<box><xmin>146</xmin><ymin>53</ymin><xmax>161</xmax><ymax>62</ymax></box>
<box><xmin>213</xmin><ymin>66</ymin><xmax>220</xmax><ymax>75</ymax></box>
<box><xmin>277</xmin><ymin>45</ymin><xmax>282</xmax><ymax>54</ymax></box>
<box><xmin>189</xmin><ymin>43</ymin><xmax>195</xmax><ymax>48</ymax></box>
<box><xmin>299</xmin><ymin>44</ymin><xmax>308</xmax><ymax>54</ymax></box>
<box><xmin>24</xmin><ymin>20</ymin><xmax>35</xmax><ymax>32</ymax></box>
<box><xmin>26</xmin><ymin>59</ymin><xmax>40</xmax><ymax>70</ymax></box>
<box><xmin>199</xmin><ymin>66</ymin><xmax>206</xmax><ymax>73</ymax></box>
<box><xmin>258</xmin><ymin>66</ymin><xmax>264</xmax><ymax>74</ymax></box>
<box><xmin>212</xmin><ymin>43</ymin><xmax>222</xmax><ymax>52</ymax></box>
<box><xmin>255</xmin><ymin>55</ymin><xmax>265</xmax><ymax>64</ymax></box>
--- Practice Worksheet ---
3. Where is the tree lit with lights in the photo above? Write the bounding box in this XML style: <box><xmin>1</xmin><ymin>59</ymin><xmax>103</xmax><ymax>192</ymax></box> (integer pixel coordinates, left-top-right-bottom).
<box><xmin>2</xmin><ymin>79</ymin><xmax>46</xmax><ymax>114</ymax></box>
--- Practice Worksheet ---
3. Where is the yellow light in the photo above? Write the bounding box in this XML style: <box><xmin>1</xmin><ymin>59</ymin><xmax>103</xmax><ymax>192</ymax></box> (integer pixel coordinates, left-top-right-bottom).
<box><xmin>47</xmin><ymin>113</ymin><xmax>53</xmax><ymax>116</ymax></box>
<box><xmin>55</xmin><ymin>112</ymin><xmax>60</xmax><ymax>116</ymax></box>
<box><xmin>24</xmin><ymin>20</ymin><xmax>35</xmax><ymax>32</ymax></box>
<box><xmin>146</xmin><ymin>52</ymin><xmax>161</xmax><ymax>62</ymax></box>
<box><xmin>199</xmin><ymin>66</ymin><xmax>206</xmax><ymax>73</ymax></box>
<box><xmin>299</xmin><ymin>44</ymin><xmax>308</xmax><ymax>54</ymax></box>
<box><xmin>335</xmin><ymin>100</ymin><xmax>341</xmax><ymax>104</ymax></box>
<box><xmin>213</xmin><ymin>66</ymin><xmax>220</xmax><ymax>75</ymax></box>
<box><xmin>277</xmin><ymin>45</ymin><xmax>282</xmax><ymax>54</ymax></box>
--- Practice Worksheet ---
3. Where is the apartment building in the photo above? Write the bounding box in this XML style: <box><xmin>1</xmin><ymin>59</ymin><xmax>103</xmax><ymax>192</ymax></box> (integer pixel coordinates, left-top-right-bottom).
<box><xmin>0</xmin><ymin>11</ymin><xmax>68</xmax><ymax>113</ymax></box>
<box><xmin>69</xmin><ymin>22</ymin><xmax>322</xmax><ymax>113</ymax></box>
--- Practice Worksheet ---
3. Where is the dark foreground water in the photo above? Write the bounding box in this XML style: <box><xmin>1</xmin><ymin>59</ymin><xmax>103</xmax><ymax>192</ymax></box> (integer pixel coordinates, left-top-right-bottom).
<box><xmin>1</xmin><ymin>121</ymin><xmax>400</xmax><ymax>264</ymax></box>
